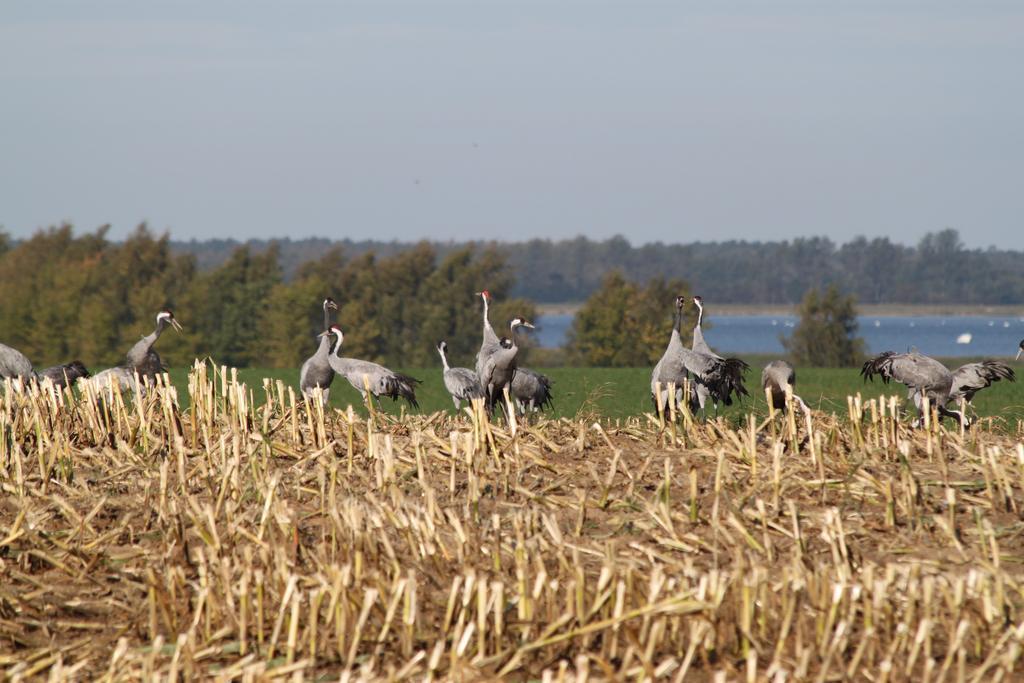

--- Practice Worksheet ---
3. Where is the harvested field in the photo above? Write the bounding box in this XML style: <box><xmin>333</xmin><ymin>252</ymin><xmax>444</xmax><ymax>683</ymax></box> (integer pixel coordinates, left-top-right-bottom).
<box><xmin>2</xmin><ymin>366</ymin><xmax>1024</xmax><ymax>680</ymax></box>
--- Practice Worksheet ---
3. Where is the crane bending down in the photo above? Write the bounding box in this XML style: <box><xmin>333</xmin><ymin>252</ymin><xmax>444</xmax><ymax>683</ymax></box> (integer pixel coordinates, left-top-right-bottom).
<box><xmin>437</xmin><ymin>341</ymin><xmax>485</xmax><ymax>410</ymax></box>
<box><xmin>652</xmin><ymin>296</ymin><xmax>749</xmax><ymax>415</ymax></box>
<box><xmin>322</xmin><ymin>325</ymin><xmax>420</xmax><ymax>408</ymax></box>
<box><xmin>861</xmin><ymin>350</ymin><xmax>1015</xmax><ymax>428</ymax></box>
<box><xmin>691</xmin><ymin>296</ymin><xmax>748</xmax><ymax>413</ymax></box>
<box><xmin>479</xmin><ymin>317</ymin><xmax>535</xmax><ymax>413</ymax></box>
<box><xmin>37</xmin><ymin>361</ymin><xmax>91</xmax><ymax>388</ymax></box>
<box><xmin>511</xmin><ymin>367</ymin><xmax>553</xmax><ymax>414</ymax></box>
<box><xmin>299</xmin><ymin>297</ymin><xmax>339</xmax><ymax>405</ymax></box>
<box><xmin>0</xmin><ymin>343</ymin><xmax>91</xmax><ymax>388</ymax></box>
<box><xmin>761</xmin><ymin>360</ymin><xmax>808</xmax><ymax>412</ymax></box>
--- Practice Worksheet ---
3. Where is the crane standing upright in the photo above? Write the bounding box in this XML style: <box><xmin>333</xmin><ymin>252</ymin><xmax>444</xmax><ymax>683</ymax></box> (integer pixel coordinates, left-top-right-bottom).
<box><xmin>300</xmin><ymin>297</ymin><xmax>339</xmax><ymax>405</ymax></box>
<box><xmin>479</xmin><ymin>317</ymin><xmax>534</xmax><ymax>413</ymax></box>
<box><xmin>652</xmin><ymin>296</ymin><xmax>748</xmax><ymax>416</ymax></box>
<box><xmin>437</xmin><ymin>340</ymin><xmax>485</xmax><ymax>410</ymax></box>
<box><xmin>691</xmin><ymin>296</ymin><xmax>748</xmax><ymax>413</ymax></box>
<box><xmin>474</xmin><ymin>290</ymin><xmax>501</xmax><ymax>380</ymax></box>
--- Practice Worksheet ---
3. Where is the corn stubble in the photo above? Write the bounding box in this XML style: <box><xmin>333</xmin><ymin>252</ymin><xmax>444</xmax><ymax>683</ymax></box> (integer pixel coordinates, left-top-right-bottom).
<box><xmin>1</xmin><ymin>368</ymin><xmax>1024</xmax><ymax>680</ymax></box>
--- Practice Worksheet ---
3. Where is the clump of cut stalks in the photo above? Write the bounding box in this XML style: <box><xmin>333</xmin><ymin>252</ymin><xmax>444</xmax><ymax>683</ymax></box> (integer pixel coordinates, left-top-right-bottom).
<box><xmin>1</xmin><ymin>364</ymin><xmax>1024</xmax><ymax>680</ymax></box>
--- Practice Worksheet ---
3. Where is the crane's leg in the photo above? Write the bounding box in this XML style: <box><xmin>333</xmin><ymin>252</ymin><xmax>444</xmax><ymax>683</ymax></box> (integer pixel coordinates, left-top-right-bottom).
<box><xmin>322</xmin><ymin>388</ymin><xmax>330</xmax><ymax>407</ymax></box>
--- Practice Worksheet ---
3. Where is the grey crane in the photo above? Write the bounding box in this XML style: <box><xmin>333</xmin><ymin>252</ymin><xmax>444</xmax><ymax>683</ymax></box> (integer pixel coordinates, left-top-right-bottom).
<box><xmin>126</xmin><ymin>309</ymin><xmax>183</xmax><ymax>381</ymax></box>
<box><xmin>85</xmin><ymin>366</ymin><xmax>145</xmax><ymax>395</ymax></box>
<box><xmin>479</xmin><ymin>317</ymin><xmax>534</xmax><ymax>413</ymax></box>
<box><xmin>651</xmin><ymin>296</ymin><xmax>748</xmax><ymax>415</ymax></box>
<box><xmin>861</xmin><ymin>350</ymin><xmax>1015</xmax><ymax>428</ymax></box>
<box><xmin>1</xmin><ymin>342</ymin><xmax>91</xmax><ymax>388</ymax></box>
<box><xmin>437</xmin><ymin>340</ymin><xmax>485</xmax><ymax>410</ymax></box>
<box><xmin>1017</xmin><ymin>339</ymin><xmax>1023</xmax><ymax>361</ymax></box>
<box><xmin>299</xmin><ymin>297</ymin><xmax>339</xmax><ymax>405</ymax></box>
<box><xmin>651</xmin><ymin>296</ymin><xmax>694</xmax><ymax>412</ymax></box>
<box><xmin>691</xmin><ymin>295</ymin><xmax>748</xmax><ymax>412</ymax></box>
<box><xmin>37</xmin><ymin>361</ymin><xmax>91</xmax><ymax>389</ymax></box>
<box><xmin>322</xmin><ymin>325</ymin><xmax>420</xmax><ymax>408</ymax></box>
<box><xmin>474</xmin><ymin>290</ymin><xmax>501</xmax><ymax>380</ymax></box>
<box><xmin>0</xmin><ymin>342</ymin><xmax>36</xmax><ymax>381</ymax></box>
<box><xmin>761</xmin><ymin>360</ymin><xmax>808</xmax><ymax>412</ymax></box>
<box><xmin>510</xmin><ymin>367</ymin><xmax>553</xmax><ymax>414</ymax></box>
<box><xmin>85</xmin><ymin>309</ymin><xmax>182</xmax><ymax>396</ymax></box>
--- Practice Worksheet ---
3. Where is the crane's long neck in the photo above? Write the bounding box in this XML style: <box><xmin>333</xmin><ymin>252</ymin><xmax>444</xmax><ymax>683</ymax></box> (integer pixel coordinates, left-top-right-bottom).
<box><xmin>150</xmin><ymin>318</ymin><xmax>170</xmax><ymax>345</ymax></box>
<box><xmin>331</xmin><ymin>334</ymin><xmax>343</xmax><ymax>357</ymax></box>
<box><xmin>482</xmin><ymin>297</ymin><xmax>492</xmax><ymax>332</ymax></box>
<box><xmin>323</xmin><ymin>303</ymin><xmax>333</xmax><ymax>330</ymax></box>
<box><xmin>672</xmin><ymin>307</ymin><xmax>683</xmax><ymax>340</ymax></box>
<box><xmin>438</xmin><ymin>347</ymin><xmax>450</xmax><ymax>370</ymax></box>
<box><xmin>314</xmin><ymin>332</ymin><xmax>332</xmax><ymax>358</ymax></box>
<box><xmin>509</xmin><ymin>321</ymin><xmax>522</xmax><ymax>346</ymax></box>
<box><xmin>695</xmin><ymin>303</ymin><xmax>704</xmax><ymax>329</ymax></box>
<box><xmin>127</xmin><ymin>318</ymin><xmax>167</xmax><ymax>366</ymax></box>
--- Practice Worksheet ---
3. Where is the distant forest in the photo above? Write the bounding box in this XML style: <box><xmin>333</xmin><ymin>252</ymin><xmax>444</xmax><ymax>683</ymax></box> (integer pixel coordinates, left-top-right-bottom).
<box><xmin>167</xmin><ymin>228</ymin><xmax>1024</xmax><ymax>305</ymax></box>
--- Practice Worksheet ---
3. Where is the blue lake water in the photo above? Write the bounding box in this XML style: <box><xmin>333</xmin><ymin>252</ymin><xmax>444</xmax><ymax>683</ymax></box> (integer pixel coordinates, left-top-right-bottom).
<box><xmin>534</xmin><ymin>314</ymin><xmax>1024</xmax><ymax>357</ymax></box>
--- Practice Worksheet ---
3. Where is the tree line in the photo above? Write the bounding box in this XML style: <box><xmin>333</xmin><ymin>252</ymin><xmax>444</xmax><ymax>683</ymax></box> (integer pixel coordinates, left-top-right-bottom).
<box><xmin>161</xmin><ymin>228</ymin><xmax>1024</xmax><ymax>305</ymax></box>
<box><xmin>0</xmin><ymin>225</ymin><xmax>534</xmax><ymax>370</ymax></box>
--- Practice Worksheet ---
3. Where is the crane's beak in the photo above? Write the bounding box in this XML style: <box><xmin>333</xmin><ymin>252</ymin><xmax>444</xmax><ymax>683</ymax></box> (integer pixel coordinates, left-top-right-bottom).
<box><xmin>327</xmin><ymin>300</ymin><xmax>339</xmax><ymax>310</ymax></box>
<box><xmin>522</xmin><ymin>321</ymin><xmax>536</xmax><ymax>329</ymax></box>
<box><xmin>170</xmin><ymin>318</ymin><xmax>183</xmax><ymax>332</ymax></box>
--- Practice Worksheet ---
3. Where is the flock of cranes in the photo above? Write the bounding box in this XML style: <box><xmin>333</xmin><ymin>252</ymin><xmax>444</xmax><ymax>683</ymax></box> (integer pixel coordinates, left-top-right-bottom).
<box><xmin>651</xmin><ymin>295</ymin><xmax>1018</xmax><ymax>429</ymax></box>
<box><xmin>298</xmin><ymin>289</ymin><xmax>551</xmax><ymax>415</ymax></box>
<box><xmin>1</xmin><ymin>292</ymin><xmax>1021</xmax><ymax>429</ymax></box>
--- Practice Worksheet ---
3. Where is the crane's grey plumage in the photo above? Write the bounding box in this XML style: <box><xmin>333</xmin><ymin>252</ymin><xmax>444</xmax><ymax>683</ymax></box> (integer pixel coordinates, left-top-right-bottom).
<box><xmin>511</xmin><ymin>367</ymin><xmax>553</xmax><ymax>414</ymax></box>
<box><xmin>691</xmin><ymin>296</ymin><xmax>749</xmax><ymax>412</ymax></box>
<box><xmin>949</xmin><ymin>360</ymin><xmax>1015</xmax><ymax>403</ymax></box>
<box><xmin>437</xmin><ymin>340</ymin><xmax>485</xmax><ymax>410</ymax></box>
<box><xmin>126</xmin><ymin>309</ymin><xmax>182</xmax><ymax>381</ymax></box>
<box><xmin>479</xmin><ymin>317</ymin><xmax>534</xmax><ymax>413</ymax></box>
<box><xmin>37</xmin><ymin>361</ymin><xmax>91</xmax><ymax>388</ymax></box>
<box><xmin>323</xmin><ymin>325</ymin><xmax>420</xmax><ymax>408</ymax></box>
<box><xmin>83</xmin><ymin>366</ymin><xmax>146</xmax><ymax>397</ymax></box>
<box><xmin>0</xmin><ymin>342</ymin><xmax>35</xmax><ymax>380</ymax></box>
<box><xmin>761</xmin><ymin>360</ymin><xmax>808</xmax><ymax>412</ymax></box>
<box><xmin>85</xmin><ymin>309</ymin><xmax>182</xmax><ymax>395</ymax></box>
<box><xmin>1</xmin><ymin>343</ymin><xmax>90</xmax><ymax>389</ymax></box>
<box><xmin>651</xmin><ymin>296</ymin><xmax>692</xmax><ymax>412</ymax></box>
<box><xmin>474</xmin><ymin>290</ymin><xmax>502</xmax><ymax>380</ymax></box>
<box><xmin>652</xmin><ymin>296</ymin><xmax>749</xmax><ymax>415</ymax></box>
<box><xmin>300</xmin><ymin>297</ymin><xmax>339</xmax><ymax>405</ymax></box>
<box><xmin>861</xmin><ymin>351</ymin><xmax>1014</xmax><ymax>428</ymax></box>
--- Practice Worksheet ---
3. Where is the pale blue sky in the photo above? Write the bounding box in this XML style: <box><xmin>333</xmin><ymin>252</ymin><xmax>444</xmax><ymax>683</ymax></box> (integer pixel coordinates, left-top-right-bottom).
<box><xmin>2</xmin><ymin>1</ymin><xmax>1022</xmax><ymax>248</ymax></box>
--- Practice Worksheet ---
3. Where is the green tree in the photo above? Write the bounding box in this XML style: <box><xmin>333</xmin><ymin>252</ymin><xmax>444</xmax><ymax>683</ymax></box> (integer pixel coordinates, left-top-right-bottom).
<box><xmin>254</xmin><ymin>244</ymin><xmax>535</xmax><ymax>369</ymax></box>
<box><xmin>181</xmin><ymin>245</ymin><xmax>282</xmax><ymax>367</ymax></box>
<box><xmin>566</xmin><ymin>272</ymin><xmax>695</xmax><ymax>367</ymax></box>
<box><xmin>782</xmin><ymin>285</ymin><xmax>865</xmax><ymax>367</ymax></box>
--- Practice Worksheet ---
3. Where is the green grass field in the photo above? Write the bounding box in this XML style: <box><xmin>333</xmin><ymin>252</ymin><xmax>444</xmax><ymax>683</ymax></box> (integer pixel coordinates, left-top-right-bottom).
<box><xmin>163</xmin><ymin>358</ymin><xmax>1024</xmax><ymax>426</ymax></box>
